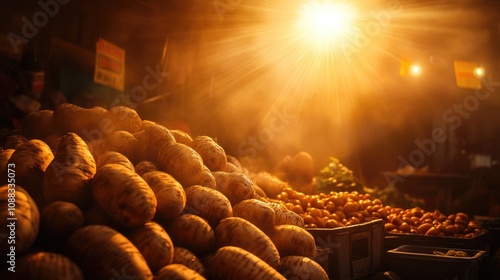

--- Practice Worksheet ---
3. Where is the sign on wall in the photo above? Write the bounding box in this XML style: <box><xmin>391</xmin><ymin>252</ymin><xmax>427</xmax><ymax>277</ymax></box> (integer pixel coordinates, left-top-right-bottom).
<box><xmin>94</xmin><ymin>38</ymin><xmax>125</xmax><ymax>91</ymax></box>
<box><xmin>453</xmin><ymin>60</ymin><xmax>481</xmax><ymax>89</ymax></box>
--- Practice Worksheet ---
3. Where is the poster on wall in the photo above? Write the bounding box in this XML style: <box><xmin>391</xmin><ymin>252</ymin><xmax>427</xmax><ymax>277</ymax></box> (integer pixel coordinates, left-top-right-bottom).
<box><xmin>94</xmin><ymin>38</ymin><xmax>125</xmax><ymax>91</ymax></box>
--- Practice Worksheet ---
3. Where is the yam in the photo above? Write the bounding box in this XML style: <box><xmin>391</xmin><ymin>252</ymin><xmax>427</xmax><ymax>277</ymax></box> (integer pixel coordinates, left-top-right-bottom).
<box><xmin>40</xmin><ymin>201</ymin><xmax>84</xmax><ymax>243</ymax></box>
<box><xmin>126</xmin><ymin>221</ymin><xmax>175</xmax><ymax>273</ymax></box>
<box><xmin>279</xmin><ymin>256</ymin><xmax>328</xmax><ymax>280</ymax></box>
<box><xmin>3</xmin><ymin>134</ymin><xmax>28</xmax><ymax>149</ymax></box>
<box><xmin>215</xmin><ymin>217</ymin><xmax>280</xmax><ymax>269</ymax></box>
<box><xmin>42</xmin><ymin>134</ymin><xmax>63</xmax><ymax>154</ymax></box>
<box><xmin>206</xmin><ymin>246</ymin><xmax>285</xmax><ymax>280</ymax></box>
<box><xmin>53</xmin><ymin>103</ymin><xmax>109</xmax><ymax>137</ymax></box>
<box><xmin>184</xmin><ymin>185</ymin><xmax>232</xmax><ymax>228</ymax></box>
<box><xmin>232</xmin><ymin>199</ymin><xmax>275</xmax><ymax>233</ymax></box>
<box><xmin>170</xmin><ymin>129</ymin><xmax>193</xmax><ymax>146</ymax></box>
<box><xmin>226</xmin><ymin>155</ymin><xmax>243</xmax><ymax>172</ymax></box>
<box><xmin>21</xmin><ymin>110</ymin><xmax>58</xmax><ymax>139</ymax></box>
<box><xmin>268</xmin><ymin>202</ymin><xmax>305</xmax><ymax>227</ymax></box>
<box><xmin>190</xmin><ymin>136</ymin><xmax>227</xmax><ymax>171</ymax></box>
<box><xmin>141</xmin><ymin>171</ymin><xmax>186</xmax><ymax>222</ymax></box>
<box><xmin>43</xmin><ymin>132</ymin><xmax>96</xmax><ymax>208</ymax></box>
<box><xmin>108</xmin><ymin>105</ymin><xmax>142</xmax><ymax>133</ymax></box>
<box><xmin>136</xmin><ymin>124</ymin><xmax>176</xmax><ymax>162</ymax></box>
<box><xmin>103</xmin><ymin>130</ymin><xmax>139</xmax><ymax>163</ymax></box>
<box><xmin>0</xmin><ymin>185</ymin><xmax>39</xmax><ymax>255</ymax></box>
<box><xmin>172</xmin><ymin>247</ymin><xmax>207</xmax><ymax>277</ymax></box>
<box><xmin>92</xmin><ymin>164</ymin><xmax>157</xmax><ymax>227</ymax></box>
<box><xmin>157</xmin><ymin>142</ymin><xmax>204</xmax><ymax>188</ymax></box>
<box><xmin>66</xmin><ymin>225</ymin><xmax>153</xmax><ymax>279</ymax></box>
<box><xmin>269</xmin><ymin>225</ymin><xmax>317</xmax><ymax>259</ymax></box>
<box><xmin>166</xmin><ymin>214</ymin><xmax>215</xmax><ymax>256</ymax></box>
<box><xmin>155</xmin><ymin>264</ymin><xmax>206</xmax><ymax>280</ymax></box>
<box><xmin>0</xmin><ymin>149</ymin><xmax>14</xmax><ymax>177</ymax></box>
<box><xmin>251</xmin><ymin>172</ymin><xmax>286</xmax><ymax>198</ymax></box>
<box><xmin>95</xmin><ymin>151</ymin><xmax>135</xmax><ymax>171</ymax></box>
<box><xmin>135</xmin><ymin>160</ymin><xmax>158</xmax><ymax>176</ymax></box>
<box><xmin>198</xmin><ymin>165</ymin><xmax>216</xmax><ymax>189</ymax></box>
<box><xmin>7</xmin><ymin>139</ymin><xmax>54</xmax><ymax>206</ymax></box>
<box><xmin>213</xmin><ymin>171</ymin><xmax>255</xmax><ymax>206</ymax></box>
<box><xmin>11</xmin><ymin>251</ymin><xmax>84</xmax><ymax>280</ymax></box>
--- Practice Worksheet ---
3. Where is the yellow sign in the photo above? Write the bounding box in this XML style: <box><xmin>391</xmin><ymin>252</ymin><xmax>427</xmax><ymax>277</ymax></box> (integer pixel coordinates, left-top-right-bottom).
<box><xmin>454</xmin><ymin>60</ymin><xmax>481</xmax><ymax>89</ymax></box>
<box><xmin>94</xmin><ymin>38</ymin><xmax>125</xmax><ymax>91</ymax></box>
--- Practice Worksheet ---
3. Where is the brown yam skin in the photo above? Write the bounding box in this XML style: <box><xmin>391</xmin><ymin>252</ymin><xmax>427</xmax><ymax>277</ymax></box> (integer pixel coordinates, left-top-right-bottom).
<box><xmin>184</xmin><ymin>185</ymin><xmax>232</xmax><ymax>228</ymax></box>
<box><xmin>40</xmin><ymin>201</ymin><xmax>84</xmax><ymax>241</ymax></box>
<box><xmin>157</xmin><ymin>143</ymin><xmax>204</xmax><ymax>188</ymax></box>
<box><xmin>22</xmin><ymin>109</ymin><xmax>59</xmax><ymax>140</ymax></box>
<box><xmin>91</xmin><ymin>164</ymin><xmax>157</xmax><ymax>228</ymax></box>
<box><xmin>190</xmin><ymin>136</ymin><xmax>227</xmax><ymax>171</ymax></box>
<box><xmin>53</xmin><ymin>103</ymin><xmax>109</xmax><ymax>137</ymax></box>
<box><xmin>213</xmin><ymin>171</ymin><xmax>256</xmax><ymax>206</ymax></box>
<box><xmin>135</xmin><ymin>160</ymin><xmax>158</xmax><ymax>176</ymax></box>
<box><xmin>171</xmin><ymin>247</ymin><xmax>207</xmax><ymax>277</ymax></box>
<box><xmin>137</xmin><ymin>124</ymin><xmax>176</xmax><ymax>162</ymax></box>
<box><xmin>207</xmin><ymin>246</ymin><xmax>286</xmax><ymax>280</ymax></box>
<box><xmin>279</xmin><ymin>256</ymin><xmax>329</xmax><ymax>280</ymax></box>
<box><xmin>3</xmin><ymin>134</ymin><xmax>28</xmax><ymax>149</ymax></box>
<box><xmin>7</xmin><ymin>139</ymin><xmax>54</xmax><ymax>207</ymax></box>
<box><xmin>198</xmin><ymin>166</ymin><xmax>216</xmax><ymax>189</ymax></box>
<box><xmin>269</xmin><ymin>225</ymin><xmax>317</xmax><ymax>259</ymax></box>
<box><xmin>215</xmin><ymin>217</ymin><xmax>281</xmax><ymax>269</ymax></box>
<box><xmin>268</xmin><ymin>202</ymin><xmax>305</xmax><ymax>227</ymax></box>
<box><xmin>0</xmin><ymin>186</ymin><xmax>39</xmax><ymax>255</ymax></box>
<box><xmin>170</xmin><ymin>129</ymin><xmax>193</xmax><ymax>146</ymax></box>
<box><xmin>13</xmin><ymin>252</ymin><xmax>85</xmax><ymax>280</ymax></box>
<box><xmin>126</xmin><ymin>222</ymin><xmax>175</xmax><ymax>274</ymax></box>
<box><xmin>66</xmin><ymin>225</ymin><xmax>153</xmax><ymax>280</ymax></box>
<box><xmin>42</xmin><ymin>134</ymin><xmax>63</xmax><ymax>155</ymax></box>
<box><xmin>233</xmin><ymin>199</ymin><xmax>276</xmax><ymax>233</ymax></box>
<box><xmin>165</xmin><ymin>214</ymin><xmax>216</xmax><ymax>256</ymax></box>
<box><xmin>108</xmin><ymin>105</ymin><xmax>142</xmax><ymax>133</ymax></box>
<box><xmin>141</xmin><ymin>171</ymin><xmax>186</xmax><ymax>222</ymax></box>
<box><xmin>103</xmin><ymin>130</ymin><xmax>139</xmax><ymax>163</ymax></box>
<box><xmin>95</xmin><ymin>151</ymin><xmax>135</xmax><ymax>171</ymax></box>
<box><xmin>43</xmin><ymin>133</ymin><xmax>96</xmax><ymax>208</ymax></box>
<box><xmin>0</xmin><ymin>149</ymin><xmax>15</xmax><ymax>178</ymax></box>
<box><xmin>155</xmin><ymin>264</ymin><xmax>206</xmax><ymax>280</ymax></box>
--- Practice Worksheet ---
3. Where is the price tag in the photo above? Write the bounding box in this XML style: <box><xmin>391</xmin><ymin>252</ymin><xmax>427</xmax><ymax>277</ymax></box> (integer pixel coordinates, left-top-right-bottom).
<box><xmin>94</xmin><ymin>38</ymin><xmax>125</xmax><ymax>91</ymax></box>
<box><xmin>454</xmin><ymin>60</ymin><xmax>481</xmax><ymax>89</ymax></box>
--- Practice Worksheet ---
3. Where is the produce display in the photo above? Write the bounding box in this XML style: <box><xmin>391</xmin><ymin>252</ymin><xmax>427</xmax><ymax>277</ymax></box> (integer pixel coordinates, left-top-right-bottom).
<box><xmin>0</xmin><ymin>103</ymin><xmax>328</xmax><ymax>280</ymax></box>
<box><xmin>271</xmin><ymin>183</ymin><xmax>485</xmax><ymax>238</ymax></box>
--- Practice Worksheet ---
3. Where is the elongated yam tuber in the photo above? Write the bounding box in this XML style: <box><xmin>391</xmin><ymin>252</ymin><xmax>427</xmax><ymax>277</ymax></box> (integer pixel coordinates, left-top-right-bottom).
<box><xmin>66</xmin><ymin>225</ymin><xmax>153</xmax><ymax>279</ymax></box>
<box><xmin>43</xmin><ymin>132</ymin><xmax>96</xmax><ymax>208</ymax></box>
<box><xmin>141</xmin><ymin>171</ymin><xmax>186</xmax><ymax>222</ymax></box>
<box><xmin>165</xmin><ymin>214</ymin><xmax>215</xmax><ymax>256</ymax></box>
<box><xmin>103</xmin><ymin>130</ymin><xmax>139</xmax><ymax>163</ymax></box>
<box><xmin>108</xmin><ymin>105</ymin><xmax>142</xmax><ymax>133</ymax></box>
<box><xmin>170</xmin><ymin>129</ymin><xmax>193</xmax><ymax>146</ymax></box>
<box><xmin>184</xmin><ymin>185</ymin><xmax>232</xmax><ymax>228</ymax></box>
<box><xmin>269</xmin><ymin>225</ymin><xmax>317</xmax><ymax>259</ymax></box>
<box><xmin>157</xmin><ymin>143</ymin><xmax>204</xmax><ymax>188</ymax></box>
<box><xmin>22</xmin><ymin>109</ymin><xmax>59</xmax><ymax>140</ymax></box>
<box><xmin>250</xmin><ymin>172</ymin><xmax>286</xmax><ymax>198</ymax></box>
<box><xmin>215</xmin><ymin>217</ymin><xmax>280</xmax><ymax>269</ymax></box>
<box><xmin>190</xmin><ymin>136</ymin><xmax>227</xmax><ymax>171</ymax></box>
<box><xmin>213</xmin><ymin>171</ymin><xmax>255</xmax><ymax>206</ymax></box>
<box><xmin>92</xmin><ymin>164</ymin><xmax>157</xmax><ymax>227</ymax></box>
<box><xmin>207</xmin><ymin>246</ymin><xmax>285</xmax><ymax>280</ymax></box>
<box><xmin>40</xmin><ymin>201</ymin><xmax>84</xmax><ymax>243</ymax></box>
<box><xmin>95</xmin><ymin>151</ymin><xmax>134</xmax><ymax>171</ymax></box>
<box><xmin>233</xmin><ymin>199</ymin><xmax>275</xmax><ymax>233</ymax></box>
<box><xmin>0</xmin><ymin>186</ymin><xmax>39</xmax><ymax>255</ymax></box>
<box><xmin>126</xmin><ymin>221</ymin><xmax>174</xmax><ymax>274</ymax></box>
<box><xmin>7</xmin><ymin>139</ymin><xmax>54</xmax><ymax>206</ymax></box>
<box><xmin>135</xmin><ymin>160</ymin><xmax>158</xmax><ymax>176</ymax></box>
<box><xmin>13</xmin><ymin>251</ymin><xmax>84</xmax><ymax>280</ymax></box>
<box><xmin>172</xmin><ymin>247</ymin><xmax>207</xmax><ymax>277</ymax></box>
<box><xmin>198</xmin><ymin>166</ymin><xmax>216</xmax><ymax>189</ymax></box>
<box><xmin>279</xmin><ymin>256</ymin><xmax>328</xmax><ymax>280</ymax></box>
<box><xmin>268</xmin><ymin>202</ymin><xmax>305</xmax><ymax>227</ymax></box>
<box><xmin>53</xmin><ymin>103</ymin><xmax>108</xmax><ymax>137</ymax></box>
<box><xmin>3</xmin><ymin>134</ymin><xmax>28</xmax><ymax>149</ymax></box>
<box><xmin>136</xmin><ymin>123</ymin><xmax>176</xmax><ymax>162</ymax></box>
<box><xmin>155</xmin><ymin>264</ymin><xmax>206</xmax><ymax>280</ymax></box>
